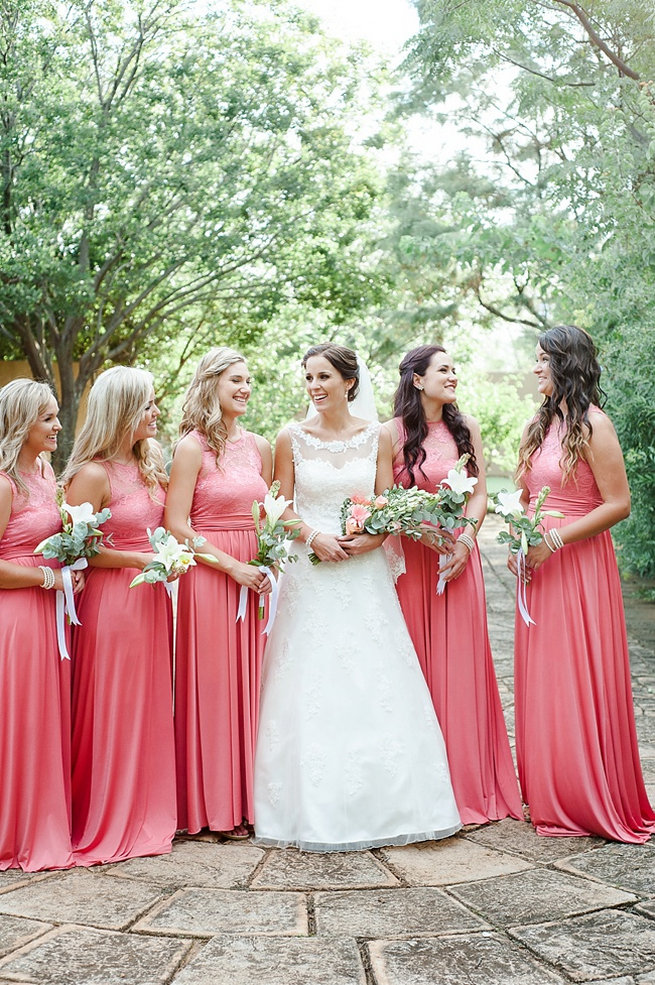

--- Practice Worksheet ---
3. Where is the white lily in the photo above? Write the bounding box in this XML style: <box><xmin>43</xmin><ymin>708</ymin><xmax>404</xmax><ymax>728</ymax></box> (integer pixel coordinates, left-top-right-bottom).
<box><xmin>262</xmin><ymin>492</ymin><xmax>292</xmax><ymax>526</ymax></box>
<box><xmin>442</xmin><ymin>469</ymin><xmax>478</xmax><ymax>495</ymax></box>
<box><xmin>63</xmin><ymin>501</ymin><xmax>97</xmax><ymax>525</ymax></box>
<box><xmin>153</xmin><ymin>533</ymin><xmax>192</xmax><ymax>572</ymax></box>
<box><xmin>494</xmin><ymin>489</ymin><xmax>525</xmax><ymax>519</ymax></box>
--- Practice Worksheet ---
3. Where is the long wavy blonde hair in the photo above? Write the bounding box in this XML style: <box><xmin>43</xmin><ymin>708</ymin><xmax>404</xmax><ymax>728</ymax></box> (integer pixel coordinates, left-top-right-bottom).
<box><xmin>0</xmin><ymin>379</ymin><xmax>57</xmax><ymax>498</ymax></box>
<box><xmin>179</xmin><ymin>347</ymin><xmax>247</xmax><ymax>462</ymax></box>
<box><xmin>61</xmin><ymin>367</ymin><xmax>167</xmax><ymax>493</ymax></box>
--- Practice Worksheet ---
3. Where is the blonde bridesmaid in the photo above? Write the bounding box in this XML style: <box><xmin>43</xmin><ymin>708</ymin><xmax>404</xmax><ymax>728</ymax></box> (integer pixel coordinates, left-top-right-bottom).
<box><xmin>165</xmin><ymin>348</ymin><xmax>272</xmax><ymax>840</ymax></box>
<box><xmin>63</xmin><ymin>367</ymin><xmax>176</xmax><ymax>864</ymax></box>
<box><xmin>0</xmin><ymin>380</ymin><xmax>79</xmax><ymax>870</ymax></box>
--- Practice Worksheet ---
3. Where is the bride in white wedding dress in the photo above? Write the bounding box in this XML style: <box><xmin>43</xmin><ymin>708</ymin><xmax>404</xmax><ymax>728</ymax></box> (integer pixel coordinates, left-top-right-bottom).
<box><xmin>253</xmin><ymin>343</ymin><xmax>461</xmax><ymax>851</ymax></box>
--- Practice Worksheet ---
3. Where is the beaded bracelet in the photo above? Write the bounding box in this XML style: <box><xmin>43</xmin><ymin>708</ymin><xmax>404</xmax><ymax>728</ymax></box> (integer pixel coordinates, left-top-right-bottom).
<box><xmin>549</xmin><ymin>527</ymin><xmax>564</xmax><ymax>549</ymax></box>
<box><xmin>306</xmin><ymin>529</ymin><xmax>319</xmax><ymax>550</ymax></box>
<box><xmin>39</xmin><ymin>565</ymin><xmax>56</xmax><ymax>590</ymax></box>
<box><xmin>457</xmin><ymin>532</ymin><xmax>476</xmax><ymax>553</ymax></box>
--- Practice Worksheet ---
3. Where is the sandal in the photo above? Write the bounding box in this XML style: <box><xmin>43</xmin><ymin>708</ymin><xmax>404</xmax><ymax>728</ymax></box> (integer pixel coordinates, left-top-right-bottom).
<box><xmin>219</xmin><ymin>823</ymin><xmax>250</xmax><ymax>841</ymax></box>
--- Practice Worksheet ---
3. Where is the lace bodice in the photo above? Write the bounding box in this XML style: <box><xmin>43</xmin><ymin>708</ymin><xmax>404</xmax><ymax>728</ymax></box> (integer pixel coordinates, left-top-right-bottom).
<box><xmin>392</xmin><ymin>419</ymin><xmax>460</xmax><ymax>490</ymax></box>
<box><xmin>188</xmin><ymin>429</ymin><xmax>267</xmax><ymax>530</ymax></box>
<box><xmin>289</xmin><ymin>423</ymin><xmax>380</xmax><ymax>535</ymax></box>
<box><xmin>0</xmin><ymin>464</ymin><xmax>61</xmax><ymax>561</ymax></box>
<box><xmin>101</xmin><ymin>461</ymin><xmax>166</xmax><ymax>551</ymax></box>
<box><xmin>525</xmin><ymin>418</ymin><xmax>603</xmax><ymax>517</ymax></box>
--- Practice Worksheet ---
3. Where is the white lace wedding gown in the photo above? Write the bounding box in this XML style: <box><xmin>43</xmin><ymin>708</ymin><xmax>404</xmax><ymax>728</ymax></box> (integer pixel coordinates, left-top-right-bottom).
<box><xmin>253</xmin><ymin>422</ymin><xmax>462</xmax><ymax>851</ymax></box>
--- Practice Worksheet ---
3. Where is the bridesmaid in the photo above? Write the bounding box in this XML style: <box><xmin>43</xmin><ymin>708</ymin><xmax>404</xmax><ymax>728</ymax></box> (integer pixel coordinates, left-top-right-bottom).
<box><xmin>62</xmin><ymin>367</ymin><xmax>176</xmax><ymax>863</ymax></box>
<box><xmin>164</xmin><ymin>347</ymin><xmax>272</xmax><ymax>840</ymax></box>
<box><xmin>383</xmin><ymin>345</ymin><xmax>523</xmax><ymax>825</ymax></box>
<box><xmin>0</xmin><ymin>379</ymin><xmax>80</xmax><ymax>870</ymax></box>
<box><xmin>512</xmin><ymin>325</ymin><xmax>654</xmax><ymax>842</ymax></box>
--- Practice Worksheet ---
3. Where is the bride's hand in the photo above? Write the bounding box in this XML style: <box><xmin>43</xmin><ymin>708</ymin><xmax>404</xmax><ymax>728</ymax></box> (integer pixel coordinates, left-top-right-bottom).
<box><xmin>309</xmin><ymin>533</ymin><xmax>350</xmax><ymax>563</ymax></box>
<box><xmin>338</xmin><ymin>532</ymin><xmax>386</xmax><ymax>556</ymax></box>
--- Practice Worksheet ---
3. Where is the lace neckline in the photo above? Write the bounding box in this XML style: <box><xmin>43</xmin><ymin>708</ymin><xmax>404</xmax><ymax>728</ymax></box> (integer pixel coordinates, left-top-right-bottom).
<box><xmin>291</xmin><ymin>421</ymin><xmax>377</xmax><ymax>452</ymax></box>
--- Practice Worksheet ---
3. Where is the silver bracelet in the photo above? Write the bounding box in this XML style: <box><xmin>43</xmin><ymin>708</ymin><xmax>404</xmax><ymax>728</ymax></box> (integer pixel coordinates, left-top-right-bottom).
<box><xmin>306</xmin><ymin>529</ymin><xmax>319</xmax><ymax>550</ymax></box>
<box><xmin>457</xmin><ymin>532</ymin><xmax>476</xmax><ymax>553</ymax></box>
<box><xmin>39</xmin><ymin>565</ymin><xmax>56</xmax><ymax>590</ymax></box>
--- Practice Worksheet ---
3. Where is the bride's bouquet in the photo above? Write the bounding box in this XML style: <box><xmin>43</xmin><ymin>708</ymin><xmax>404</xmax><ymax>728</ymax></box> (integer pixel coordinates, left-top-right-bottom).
<box><xmin>494</xmin><ymin>486</ymin><xmax>565</xmax><ymax>626</ymax></box>
<box><xmin>35</xmin><ymin>497</ymin><xmax>112</xmax><ymax>660</ymax></box>
<box><xmin>238</xmin><ymin>481</ymin><xmax>300</xmax><ymax>631</ymax></box>
<box><xmin>309</xmin><ymin>457</ymin><xmax>477</xmax><ymax>566</ymax></box>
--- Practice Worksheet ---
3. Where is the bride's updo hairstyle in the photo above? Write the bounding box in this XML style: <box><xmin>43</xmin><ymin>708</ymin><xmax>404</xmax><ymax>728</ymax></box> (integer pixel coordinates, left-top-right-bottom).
<box><xmin>302</xmin><ymin>343</ymin><xmax>360</xmax><ymax>402</ymax></box>
<box><xmin>62</xmin><ymin>366</ymin><xmax>167</xmax><ymax>494</ymax></box>
<box><xmin>178</xmin><ymin>346</ymin><xmax>246</xmax><ymax>463</ymax></box>
<box><xmin>393</xmin><ymin>344</ymin><xmax>478</xmax><ymax>486</ymax></box>
<box><xmin>517</xmin><ymin>324</ymin><xmax>605</xmax><ymax>484</ymax></box>
<box><xmin>0</xmin><ymin>379</ymin><xmax>56</xmax><ymax>497</ymax></box>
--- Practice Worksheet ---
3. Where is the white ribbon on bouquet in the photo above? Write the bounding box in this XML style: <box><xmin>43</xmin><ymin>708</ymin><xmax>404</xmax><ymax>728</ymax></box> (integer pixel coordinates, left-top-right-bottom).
<box><xmin>236</xmin><ymin>564</ymin><xmax>280</xmax><ymax>635</ymax></box>
<box><xmin>55</xmin><ymin>557</ymin><xmax>88</xmax><ymax>660</ymax></box>
<box><xmin>516</xmin><ymin>549</ymin><xmax>535</xmax><ymax>627</ymax></box>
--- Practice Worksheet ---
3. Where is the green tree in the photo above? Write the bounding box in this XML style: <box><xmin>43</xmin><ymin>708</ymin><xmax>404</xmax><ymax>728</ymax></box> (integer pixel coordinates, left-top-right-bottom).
<box><xmin>403</xmin><ymin>0</ymin><xmax>655</xmax><ymax>572</ymax></box>
<box><xmin>0</xmin><ymin>0</ymin><xmax>384</xmax><ymax>463</ymax></box>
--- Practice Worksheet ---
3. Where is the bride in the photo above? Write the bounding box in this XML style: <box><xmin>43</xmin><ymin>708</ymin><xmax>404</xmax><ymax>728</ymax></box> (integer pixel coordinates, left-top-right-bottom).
<box><xmin>253</xmin><ymin>343</ymin><xmax>461</xmax><ymax>851</ymax></box>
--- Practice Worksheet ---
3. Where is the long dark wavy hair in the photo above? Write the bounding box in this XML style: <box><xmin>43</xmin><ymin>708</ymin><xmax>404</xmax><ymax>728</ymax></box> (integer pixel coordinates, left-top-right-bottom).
<box><xmin>517</xmin><ymin>325</ymin><xmax>606</xmax><ymax>483</ymax></box>
<box><xmin>393</xmin><ymin>344</ymin><xmax>478</xmax><ymax>485</ymax></box>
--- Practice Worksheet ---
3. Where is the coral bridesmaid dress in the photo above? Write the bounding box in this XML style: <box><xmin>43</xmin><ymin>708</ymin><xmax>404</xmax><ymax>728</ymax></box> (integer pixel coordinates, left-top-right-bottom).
<box><xmin>515</xmin><ymin>419</ymin><xmax>654</xmax><ymax>842</ymax></box>
<box><xmin>392</xmin><ymin>420</ymin><xmax>523</xmax><ymax>825</ymax></box>
<box><xmin>71</xmin><ymin>462</ymin><xmax>176</xmax><ymax>864</ymax></box>
<box><xmin>174</xmin><ymin>430</ymin><xmax>268</xmax><ymax>833</ymax></box>
<box><xmin>0</xmin><ymin>466</ymin><xmax>74</xmax><ymax>871</ymax></box>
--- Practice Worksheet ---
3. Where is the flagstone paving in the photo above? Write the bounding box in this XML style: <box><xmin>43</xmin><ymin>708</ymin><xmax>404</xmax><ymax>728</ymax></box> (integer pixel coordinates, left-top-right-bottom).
<box><xmin>0</xmin><ymin>515</ymin><xmax>652</xmax><ymax>984</ymax></box>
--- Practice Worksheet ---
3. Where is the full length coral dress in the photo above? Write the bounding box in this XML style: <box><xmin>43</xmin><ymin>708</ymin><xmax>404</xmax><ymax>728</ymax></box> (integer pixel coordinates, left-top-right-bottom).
<box><xmin>0</xmin><ymin>465</ymin><xmax>74</xmax><ymax>871</ymax></box>
<box><xmin>175</xmin><ymin>430</ymin><xmax>269</xmax><ymax>833</ymax></box>
<box><xmin>392</xmin><ymin>419</ymin><xmax>523</xmax><ymax>825</ymax></box>
<box><xmin>71</xmin><ymin>462</ymin><xmax>176</xmax><ymax>864</ymax></box>
<box><xmin>515</xmin><ymin>419</ymin><xmax>655</xmax><ymax>842</ymax></box>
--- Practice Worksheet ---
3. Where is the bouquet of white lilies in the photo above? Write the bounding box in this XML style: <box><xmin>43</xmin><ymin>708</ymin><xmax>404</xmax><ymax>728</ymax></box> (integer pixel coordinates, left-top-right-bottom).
<box><xmin>35</xmin><ymin>496</ymin><xmax>112</xmax><ymax>660</ymax></box>
<box><xmin>239</xmin><ymin>481</ymin><xmax>300</xmax><ymax>628</ymax></box>
<box><xmin>494</xmin><ymin>486</ymin><xmax>565</xmax><ymax>626</ymax></box>
<box><xmin>129</xmin><ymin>527</ymin><xmax>205</xmax><ymax>588</ymax></box>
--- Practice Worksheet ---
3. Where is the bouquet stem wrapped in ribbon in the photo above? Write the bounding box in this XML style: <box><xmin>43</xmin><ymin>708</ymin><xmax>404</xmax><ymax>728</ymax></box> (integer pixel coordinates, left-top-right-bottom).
<box><xmin>35</xmin><ymin>498</ymin><xmax>112</xmax><ymax>660</ymax></box>
<box><xmin>494</xmin><ymin>486</ymin><xmax>565</xmax><ymax>626</ymax></box>
<box><xmin>237</xmin><ymin>481</ymin><xmax>300</xmax><ymax>634</ymax></box>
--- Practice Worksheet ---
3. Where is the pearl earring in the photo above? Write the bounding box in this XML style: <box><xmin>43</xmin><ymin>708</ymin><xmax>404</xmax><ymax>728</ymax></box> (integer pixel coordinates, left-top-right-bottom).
<box><xmin>416</xmin><ymin>385</ymin><xmax>424</xmax><ymax>391</ymax></box>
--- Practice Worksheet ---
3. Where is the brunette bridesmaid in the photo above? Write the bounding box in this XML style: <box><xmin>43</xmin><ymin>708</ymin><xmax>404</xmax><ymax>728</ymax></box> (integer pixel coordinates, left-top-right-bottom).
<box><xmin>62</xmin><ymin>367</ymin><xmax>176</xmax><ymax>863</ymax></box>
<box><xmin>383</xmin><ymin>345</ymin><xmax>523</xmax><ymax>825</ymax></box>
<box><xmin>164</xmin><ymin>347</ymin><xmax>272</xmax><ymax>840</ymax></box>
<box><xmin>511</xmin><ymin>325</ymin><xmax>654</xmax><ymax>842</ymax></box>
<box><xmin>0</xmin><ymin>379</ymin><xmax>81</xmax><ymax>870</ymax></box>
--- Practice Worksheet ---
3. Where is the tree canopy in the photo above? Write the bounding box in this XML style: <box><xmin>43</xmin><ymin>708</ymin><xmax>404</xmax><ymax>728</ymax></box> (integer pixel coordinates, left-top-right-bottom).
<box><xmin>403</xmin><ymin>0</ymin><xmax>655</xmax><ymax>574</ymax></box>
<box><xmin>0</xmin><ymin>0</ymin><xmax>385</xmax><ymax>460</ymax></box>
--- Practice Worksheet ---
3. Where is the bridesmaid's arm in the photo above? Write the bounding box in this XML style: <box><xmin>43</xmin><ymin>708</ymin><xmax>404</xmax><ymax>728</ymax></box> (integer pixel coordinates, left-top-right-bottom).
<box><xmin>253</xmin><ymin>433</ymin><xmax>273</xmax><ymax>487</ymax></box>
<box><xmin>274</xmin><ymin>428</ymin><xmax>349</xmax><ymax>563</ymax></box>
<box><xmin>526</xmin><ymin>412</ymin><xmax>630</xmax><ymax>571</ymax></box>
<box><xmin>165</xmin><ymin>435</ymin><xmax>269</xmax><ymax>591</ymax></box>
<box><xmin>0</xmin><ymin>477</ymin><xmax>65</xmax><ymax>590</ymax></box>
<box><xmin>66</xmin><ymin>463</ymin><xmax>151</xmax><ymax>571</ymax></box>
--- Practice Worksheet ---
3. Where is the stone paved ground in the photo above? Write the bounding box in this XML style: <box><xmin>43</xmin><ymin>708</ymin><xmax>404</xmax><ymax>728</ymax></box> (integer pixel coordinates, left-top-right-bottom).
<box><xmin>1</xmin><ymin>516</ymin><xmax>653</xmax><ymax>985</ymax></box>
